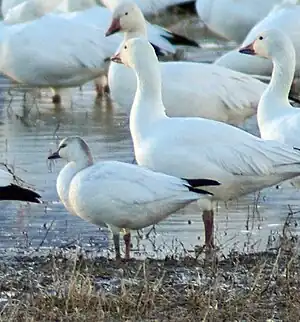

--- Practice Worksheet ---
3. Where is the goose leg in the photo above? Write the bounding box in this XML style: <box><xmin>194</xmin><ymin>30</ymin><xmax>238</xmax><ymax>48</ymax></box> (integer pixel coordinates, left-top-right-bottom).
<box><xmin>94</xmin><ymin>76</ymin><xmax>110</xmax><ymax>96</ymax></box>
<box><xmin>113</xmin><ymin>233</ymin><xmax>121</xmax><ymax>260</ymax></box>
<box><xmin>51</xmin><ymin>88</ymin><xmax>62</xmax><ymax>104</ymax></box>
<box><xmin>52</xmin><ymin>94</ymin><xmax>61</xmax><ymax>104</ymax></box>
<box><xmin>123</xmin><ymin>231</ymin><xmax>131</xmax><ymax>260</ymax></box>
<box><xmin>202</xmin><ymin>210</ymin><xmax>214</xmax><ymax>248</ymax></box>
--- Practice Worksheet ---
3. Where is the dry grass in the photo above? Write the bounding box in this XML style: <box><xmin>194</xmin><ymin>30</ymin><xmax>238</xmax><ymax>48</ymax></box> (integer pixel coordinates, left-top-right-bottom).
<box><xmin>0</xmin><ymin>244</ymin><xmax>300</xmax><ymax>322</ymax></box>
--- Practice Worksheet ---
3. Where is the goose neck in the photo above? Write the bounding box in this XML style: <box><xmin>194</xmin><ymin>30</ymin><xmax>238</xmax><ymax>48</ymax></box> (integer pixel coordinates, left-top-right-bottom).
<box><xmin>262</xmin><ymin>48</ymin><xmax>295</xmax><ymax>105</ymax></box>
<box><xmin>129</xmin><ymin>55</ymin><xmax>166</xmax><ymax>140</ymax></box>
<box><xmin>124</xmin><ymin>27</ymin><xmax>147</xmax><ymax>41</ymax></box>
<box><xmin>258</xmin><ymin>46</ymin><xmax>295</xmax><ymax>126</ymax></box>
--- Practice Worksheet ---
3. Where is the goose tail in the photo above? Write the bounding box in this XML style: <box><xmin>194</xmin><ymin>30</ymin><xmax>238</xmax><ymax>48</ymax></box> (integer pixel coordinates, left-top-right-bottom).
<box><xmin>155</xmin><ymin>25</ymin><xmax>200</xmax><ymax>48</ymax></box>
<box><xmin>183</xmin><ymin>178</ymin><xmax>220</xmax><ymax>195</ymax></box>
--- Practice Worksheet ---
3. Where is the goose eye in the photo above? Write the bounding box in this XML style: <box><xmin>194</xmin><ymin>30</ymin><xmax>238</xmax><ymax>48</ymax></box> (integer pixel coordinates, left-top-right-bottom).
<box><xmin>259</xmin><ymin>36</ymin><xmax>263</xmax><ymax>40</ymax></box>
<box><xmin>125</xmin><ymin>12</ymin><xmax>128</xmax><ymax>15</ymax></box>
<box><xmin>124</xmin><ymin>45</ymin><xmax>127</xmax><ymax>49</ymax></box>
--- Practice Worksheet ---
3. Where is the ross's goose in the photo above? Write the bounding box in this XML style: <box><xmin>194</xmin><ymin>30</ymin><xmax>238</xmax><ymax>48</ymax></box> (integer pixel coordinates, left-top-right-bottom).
<box><xmin>0</xmin><ymin>13</ymin><xmax>121</xmax><ymax>103</ymax></box>
<box><xmin>195</xmin><ymin>0</ymin><xmax>282</xmax><ymax>43</ymax></box>
<box><xmin>239</xmin><ymin>29</ymin><xmax>300</xmax><ymax>187</ymax></box>
<box><xmin>111</xmin><ymin>37</ymin><xmax>300</xmax><ymax>249</ymax></box>
<box><xmin>48</xmin><ymin>136</ymin><xmax>219</xmax><ymax>259</ymax></box>
<box><xmin>0</xmin><ymin>168</ymin><xmax>41</xmax><ymax>203</ymax></box>
<box><xmin>101</xmin><ymin>0</ymin><xmax>195</xmax><ymax>16</ymax></box>
<box><xmin>105</xmin><ymin>1</ymin><xmax>266</xmax><ymax>125</ymax></box>
<box><xmin>215</xmin><ymin>1</ymin><xmax>300</xmax><ymax>78</ymax></box>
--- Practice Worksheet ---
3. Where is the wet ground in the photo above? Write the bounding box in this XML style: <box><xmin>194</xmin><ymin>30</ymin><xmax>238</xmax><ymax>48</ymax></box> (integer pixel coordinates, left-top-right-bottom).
<box><xmin>0</xmin><ymin>6</ymin><xmax>300</xmax><ymax>261</ymax></box>
<box><xmin>1</xmin><ymin>246</ymin><xmax>300</xmax><ymax>321</ymax></box>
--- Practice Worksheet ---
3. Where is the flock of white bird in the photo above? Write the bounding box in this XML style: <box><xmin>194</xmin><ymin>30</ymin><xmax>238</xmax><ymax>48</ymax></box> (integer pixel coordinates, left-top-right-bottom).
<box><xmin>1</xmin><ymin>0</ymin><xmax>300</xmax><ymax>259</ymax></box>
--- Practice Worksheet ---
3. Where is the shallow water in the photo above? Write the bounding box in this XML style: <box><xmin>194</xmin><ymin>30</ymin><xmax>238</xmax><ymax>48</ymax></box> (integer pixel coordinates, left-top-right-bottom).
<box><xmin>0</xmin><ymin>11</ymin><xmax>300</xmax><ymax>259</ymax></box>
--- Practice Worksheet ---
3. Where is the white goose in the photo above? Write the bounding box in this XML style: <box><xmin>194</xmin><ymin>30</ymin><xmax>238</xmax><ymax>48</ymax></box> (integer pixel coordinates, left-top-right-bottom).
<box><xmin>101</xmin><ymin>0</ymin><xmax>194</xmax><ymax>16</ymax></box>
<box><xmin>1</xmin><ymin>3</ymin><xmax>198</xmax><ymax>103</ymax></box>
<box><xmin>48</xmin><ymin>136</ymin><xmax>219</xmax><ymax>259</ymax></box>
<box><xmin>105</xmin><ymin>2</ymin><xmax>266</xmax><ymax>125</ymax></box>
<box><xmin>215</xmin><ymin>1</ymin><xmax>300</xmax><ymax>77</ymax></box>
<box><xmin>195</xmin><ymin>0</ymin><xmax>282</xmax><ymax>43</ymax></box>
<box><xmin>239</xmin><ymin>29</ymin><xmax>300</xmax><ymax>187</ymax></box>
<box><xmin>0</xmin><ymin>168</ymin><xmax>41</xmax><ymax>203</ymax></box>
<box><xmin>2</xmin><ymin>0</ymin><xmax>62</xmax><ymax>24</ymax></box>
<box><xmin>112</xmin><ymin>37</ymin><xmax>300</xmax><ymax>249</ymax></box>
<box><xmin>61</xmin><ymin>5</ymin><xmax>199</xmax><ymax>57</ymax></box>
<box><xmin>0</xmin><ymin>13</ymin><xmax>121</xmax><ymax>103</ymax></box>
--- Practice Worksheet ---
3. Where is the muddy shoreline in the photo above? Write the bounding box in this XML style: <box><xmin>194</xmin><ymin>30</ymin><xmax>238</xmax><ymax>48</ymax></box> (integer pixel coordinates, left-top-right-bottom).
<box><xmin>0</xmin><ymin>245</ymin><xmax>299</xmax><ymax>321</ymax></box>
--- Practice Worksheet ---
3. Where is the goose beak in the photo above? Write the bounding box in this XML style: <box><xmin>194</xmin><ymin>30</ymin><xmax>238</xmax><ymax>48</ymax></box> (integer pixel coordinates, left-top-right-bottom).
<box><xmin>48</xmin><ymin>151</ymin><xmax>60</xmax><ymax>160</ymax></box>
<box><xmin>110</xmin><ymin>52</ymin><xmax>122</xmax><ymax>64</ymax></box>
<box><xmin>239</xmin><ymin>42</ymin><xmax>256</xmax><ymax>55</ymax></box>
<box><xmin>105</xmin><ymin>18</ymin><xmax>121</xmax><ymax>37</ymax></box>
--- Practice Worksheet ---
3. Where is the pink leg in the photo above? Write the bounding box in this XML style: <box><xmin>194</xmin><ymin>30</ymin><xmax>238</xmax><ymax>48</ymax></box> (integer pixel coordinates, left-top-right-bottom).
<box><xmin>202</xmin><ymin>210</ymin><xmax>214</xmax><ymax>248</ymax></box>
<box><xmin>123</xmin><ymin>232</ymin><xmax>131</xmax><ymax>260</ymax></box>
<box><xmin>95</xmin><ymin>84</ymin><xmax>110</xmax><ymax>96</ymax></box>
<box><xmin>52</xmin><ymin>94</ymin><xmax>61</xmax><ymax>104</ymax></box>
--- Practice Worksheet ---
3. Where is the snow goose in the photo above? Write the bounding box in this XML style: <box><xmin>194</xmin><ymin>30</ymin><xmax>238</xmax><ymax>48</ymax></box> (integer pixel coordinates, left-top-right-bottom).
<box><xmin>57</xmin><ymin>3</ymin><xmax>198</xmax><ymax>97</ymax></box>
<box><xmin>215</xmin><ymin>1</ymin><xmax>300</xmax><ymax>78</ymax></box>
<box><xmin>0</xmin><ymin>168</ymin><xmax>41</xmax><ymax>203</ymax></box>
<box><xmin>105</xmin><ymin>1</ymin><xmax>266</xmax><ymax>125</ymax></box>
<box><xmin>65</xmin><ymin>3</ymin><xmax>199</xmax><ymax>57</ymax></box>
<box><xmin>5</xmin><ymin>3</ymin><xmax>197</xmax><ymax>101</ymax></box>
<box><xmin>0</xmin><ymin>13</ymin><xmax>121</xmax><ymax>103</ymax></box>
<box><xmin>101</xmin><ymin>0</ymin><xmax>194</xmax><ymax>16</ymax></box>
<box><xmin>2</xmin><ymin>0</ymin><xmax>103</xmax><ymax>24</ymax></box>
<box><xmin>111</xmin><ymin>37</ymin><xmax>300</xmax><ymax>249</ymax></box>
<box><xmin>48</xmin><ymin>136</ymin><xmax>219</xmax><ymax>259</ymax></box>
<box><xmin>196</xmin><ymin>0</ymin><xmax>281</xmax><ymax>43</ymax></box>
<box><xmin>239</xmin><ymin>29</ymin><xmax>300</xmax><ymax>187</ymax></box>
<box><xmin>2</xmin><ymin>0</ymin><xmax>62</xmax><ymax>24</ymax></box>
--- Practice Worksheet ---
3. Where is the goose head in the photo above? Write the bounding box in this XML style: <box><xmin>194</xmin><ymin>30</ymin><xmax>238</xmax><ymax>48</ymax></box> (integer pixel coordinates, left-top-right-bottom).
<box><xmin>48</xmin><ymin>136</ymin><xmax>93</xmax><ymax>165</ymax></box>
<box><xmin>239</xmin><ymin>28</ymin><xmax>293</xmax><ymax>60</ymax></box>
<box><xmin>105</xmin><ymin>1</ymin><xmax>146</xmax><ymax>36</ymax></box>
<box><xmin>111</xmin><ymin>37</ymin><xmax>156</xmax><ymax>68</ymax></box>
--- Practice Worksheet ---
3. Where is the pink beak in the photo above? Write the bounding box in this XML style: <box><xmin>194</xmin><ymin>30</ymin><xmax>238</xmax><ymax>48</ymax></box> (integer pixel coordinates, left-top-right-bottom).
<box><xmin>110</xmin><ymin>52</ymin><xmax>123</xmax><ymax>64</ymax></box>
<box><xmin>239</xmin><ymin>41</ymin><xmax>256</xmax><ymax>55</ymax></box>
<box><xmin>105</xmin><ymin>18</ymin><xmax>121</xmax><ymax>37</ymax></box>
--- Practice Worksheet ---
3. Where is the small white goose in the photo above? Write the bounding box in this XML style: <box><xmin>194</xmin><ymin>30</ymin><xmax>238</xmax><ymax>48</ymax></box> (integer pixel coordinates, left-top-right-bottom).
<box><xmin>105</xmin><ymin>1</ymin><xmax>266</xmax><ymax>125</ymax></box>
<box><xmin>239</xmin><ymin>29</ymin><xmax>300</xmax><ymax>187</ymax></box>
<box><xmin>48</xmin><ymin>136</ymin><xmax>219</xmax><ymax>259</ymax></box>
<box><xmin>0</xmin><ymin>168</ymin><xmax>41</xmax><ymax>203</ymax></box>
<box><xmin>111</xmin><ymin>37</ymin><xmax>300</xmax><ymax>248</ymax></box>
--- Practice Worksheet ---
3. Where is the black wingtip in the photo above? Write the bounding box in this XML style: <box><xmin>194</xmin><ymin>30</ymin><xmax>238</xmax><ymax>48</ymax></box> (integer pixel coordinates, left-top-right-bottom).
<box><xmin>0</xmin><ymin>184</ymin><xmax>42</xmax><ymax>204</ymax></box>
<box><xmin>150</xmin><ymin>43</ymin><xmax>168</xmax><ymax>57</ymax></box>
<box><xmin>183</xmin><ymin>178</ymin><xmax>221</xmax><ymax>187</ymax></box>
<box><xmin>162</xmin><ymin>31</ymin><xmax>200</xmax><ymax>48</ymax></box>
<box><xmin>183</xmin><ymin>178</ymin><xmax>220</xmax><ymax>196</ymax></box>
